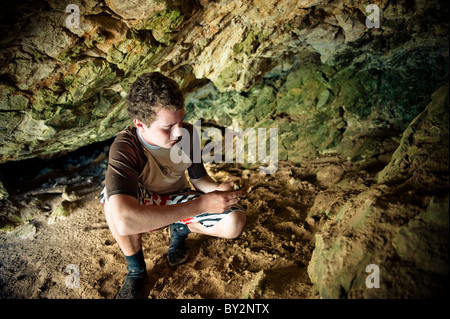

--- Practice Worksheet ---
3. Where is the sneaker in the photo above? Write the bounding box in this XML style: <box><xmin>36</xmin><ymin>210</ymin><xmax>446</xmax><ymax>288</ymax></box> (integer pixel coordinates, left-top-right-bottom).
<box><xmin>115</xmin><ymin>270</ymin><xmax>146</xmax><ymax>299</ymax></box>
<box><xmin>167</xmin><ymin>223</ymin><xmax>191</xmax><ymax>268</ymax></box>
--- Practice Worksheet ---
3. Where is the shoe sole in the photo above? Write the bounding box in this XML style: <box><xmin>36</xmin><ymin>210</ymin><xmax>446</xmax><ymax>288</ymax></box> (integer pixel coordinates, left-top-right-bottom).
<box><xmin>167</xmin><ymin>248</ymin><xmax>191</xmax><ymax>269</ymax></box>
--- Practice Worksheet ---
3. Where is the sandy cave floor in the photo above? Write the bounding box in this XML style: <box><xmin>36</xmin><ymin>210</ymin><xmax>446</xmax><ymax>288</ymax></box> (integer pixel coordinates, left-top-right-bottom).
<box><xmin>0</xmin><ymin>158</ymin><xmax>374</xmax><ymax>299</ymax></box>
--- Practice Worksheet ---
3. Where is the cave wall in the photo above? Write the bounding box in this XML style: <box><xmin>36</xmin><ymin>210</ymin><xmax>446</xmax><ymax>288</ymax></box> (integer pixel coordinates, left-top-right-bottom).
<box><xmin>0</xmin><ymin>0</ymin><xmax>448</xmax><ymax>164</ymax></box>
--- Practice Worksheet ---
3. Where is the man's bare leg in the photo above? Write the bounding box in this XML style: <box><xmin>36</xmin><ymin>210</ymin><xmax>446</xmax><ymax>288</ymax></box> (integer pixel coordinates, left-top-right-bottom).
<box><xmin>187</xmin><ymin>210</ymin><xmax>246</xmax><ymax>239</ymax></box>
<box><xmin>104</xmin><ymin>199</ymin><xmax>146</xmax><ymax>299</ymax></box>
<box><xmin>167</xmin><ymin>210</ymin><xmax>246</xmax><ymax>267</ymax></box>
<box><xmin>104</xmin><ymin>198</ymin><xmax>143</xmax><ymax>256</ymax></box>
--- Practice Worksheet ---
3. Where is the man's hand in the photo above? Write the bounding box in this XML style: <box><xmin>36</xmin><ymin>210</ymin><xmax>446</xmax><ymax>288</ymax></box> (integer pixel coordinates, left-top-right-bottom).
<box><xmin>216</xmin><ymin>178</ymin><xmax>235</xmax><ymax>191</ymax></box>
<box><xmin>199</xmin><ymin>189</ymin><xmax>243</xmax><ymax>214</ymax></box>
<box><xmin>218</xmin><ymin>177</ymin><xmax>250</xmax><ymax>196</ymax></box>
<box><xmin>191</xmin><ymin>175</ymin><xmax>244</xmax><ymax>193</ymax></box>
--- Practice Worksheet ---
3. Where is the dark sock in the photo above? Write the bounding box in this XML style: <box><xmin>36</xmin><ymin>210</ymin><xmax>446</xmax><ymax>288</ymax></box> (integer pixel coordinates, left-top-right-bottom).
<box><xmin>169</xmin><ymin>224</ymin><xmax>191</xmax><ymax>250</ymax></box>
<box><xmin>125</xmin><ymin>249</ymin><xmax>146</xmax><ymax>275</ymax></box>
<box><xmin>168</xmin><ymin>224</ymin><xmax>191</xmax><ymax>267</ymax></box>
<box><xmin>116</xmin><ymin>249</ymin><xmax>146</xmax><ymax>299</ymax></box>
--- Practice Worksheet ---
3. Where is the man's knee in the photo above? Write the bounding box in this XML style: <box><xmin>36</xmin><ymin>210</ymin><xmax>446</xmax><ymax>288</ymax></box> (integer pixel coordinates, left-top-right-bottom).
<box><xmin>223</xmin><ymin>210</ymin><xmax>246</xmax><ymax>239</ymax></box>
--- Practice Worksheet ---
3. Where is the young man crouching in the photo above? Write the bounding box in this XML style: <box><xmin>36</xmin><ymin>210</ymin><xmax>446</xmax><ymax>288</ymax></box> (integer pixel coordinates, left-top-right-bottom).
<box><xmin>101</xmin><ymin>72</ymin><xmax>246</xmax><ymax>299</ymax></box>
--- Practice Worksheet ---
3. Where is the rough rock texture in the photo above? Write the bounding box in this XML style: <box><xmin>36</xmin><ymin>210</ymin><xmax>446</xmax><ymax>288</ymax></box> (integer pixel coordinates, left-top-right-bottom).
<box><xmin>307</xmin><ymin>83</ymin><xmax>449</xmax><ymax>298</ymax></box>
<box><xmin>0</xmin><ymin>0</ymin><xmax>448</xmax><ymax>163</ymax></box>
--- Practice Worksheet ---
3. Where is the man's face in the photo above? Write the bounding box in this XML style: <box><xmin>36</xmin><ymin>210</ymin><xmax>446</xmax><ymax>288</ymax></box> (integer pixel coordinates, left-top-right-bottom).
<box><xmin>134</xmin><ymin>106</ymin><xmax>186</xmax><ymax>149</ymax></box>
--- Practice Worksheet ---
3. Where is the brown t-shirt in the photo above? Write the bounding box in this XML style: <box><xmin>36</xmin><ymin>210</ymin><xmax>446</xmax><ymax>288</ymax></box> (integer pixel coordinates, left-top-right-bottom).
<box><xmin>105</xmin><ymin>122</ymin><xmax>206</xmax><ymax>199</ymax></box>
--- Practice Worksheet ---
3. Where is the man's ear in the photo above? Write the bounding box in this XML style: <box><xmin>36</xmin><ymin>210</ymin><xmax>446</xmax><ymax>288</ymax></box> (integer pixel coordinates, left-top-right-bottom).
<box><xmin>133</xmin><ymin>119</ymin><xmax>145</xmax><ymax>130</ymax></box>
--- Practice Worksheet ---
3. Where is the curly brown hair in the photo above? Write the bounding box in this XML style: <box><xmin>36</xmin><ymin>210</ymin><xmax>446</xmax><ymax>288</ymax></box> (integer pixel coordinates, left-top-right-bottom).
<box><xmin>126</xmin><ymin>72</ymin><xmax>184</xmax><ymax>125</ymax></box>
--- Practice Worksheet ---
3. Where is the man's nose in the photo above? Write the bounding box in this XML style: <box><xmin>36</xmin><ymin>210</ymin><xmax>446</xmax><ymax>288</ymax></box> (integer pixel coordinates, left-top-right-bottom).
<box><xmin>170</xmin><ymin>124</ymin><xmax>183</xmax><ymax>140</ymax></box>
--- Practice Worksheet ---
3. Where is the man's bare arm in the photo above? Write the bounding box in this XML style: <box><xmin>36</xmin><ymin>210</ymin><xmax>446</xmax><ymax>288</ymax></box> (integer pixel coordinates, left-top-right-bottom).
<box><xmin>191</xmin><ymin>174</ymin><xmax>221</xmax><ymax>193</ymax></box>
<box><xmin>191</xmin><ymin>174</ymin><xmax>236</xmax><ymax>193</ymax></box>
<box><xmin>108</xmin><ymin>189</ymin><xmax>242</xmax><ymax>236</ymax></box>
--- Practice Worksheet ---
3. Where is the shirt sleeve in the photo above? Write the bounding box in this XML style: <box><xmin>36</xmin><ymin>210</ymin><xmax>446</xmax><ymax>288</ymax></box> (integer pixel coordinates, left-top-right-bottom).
<box><xmin>105</xmin><ymin>130</ymin><xmax>146</xmax><ymax>200</ymax></box>
<box><xmin>184</xmin><ymin>122</ymin><xmax>207</xmax><ymax>180</ymax></box>
<box><xmin>188</xmin><ymin>161</ymin><xmax>207</xmax><ymax>179</ymax></box>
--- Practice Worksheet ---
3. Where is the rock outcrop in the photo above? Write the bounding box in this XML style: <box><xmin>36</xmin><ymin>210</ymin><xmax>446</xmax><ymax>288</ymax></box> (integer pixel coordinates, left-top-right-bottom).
<box><xmin>307</xmin><ymin>83</ymin><xmax>449</xmax><ymax>298</ymax></box>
